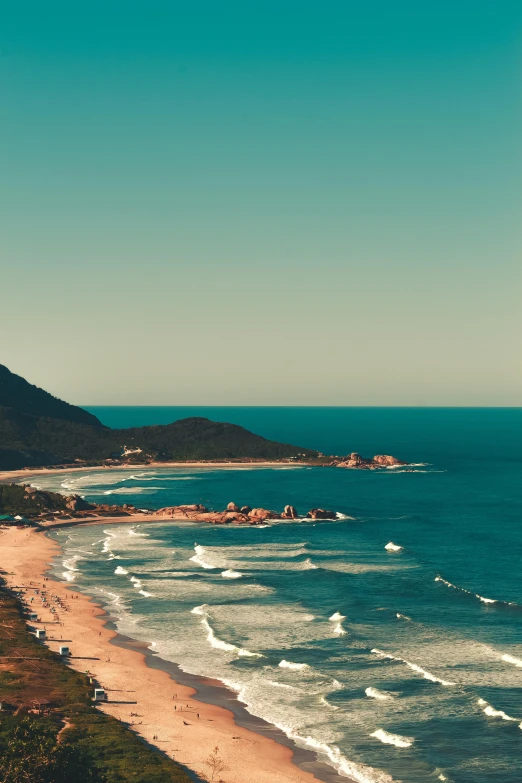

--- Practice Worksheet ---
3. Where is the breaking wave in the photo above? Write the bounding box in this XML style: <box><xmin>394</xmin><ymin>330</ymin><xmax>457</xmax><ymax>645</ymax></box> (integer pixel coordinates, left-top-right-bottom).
<box><xmin>501</xmin><ymin>653</ymin><xmax>522</xmax><ymax>668</ymax></box>
<box><xmin>279</xmin><ymin>659</ymin><xmax>309</xmax><ymax>671</ymax></box>
<box><xmin>191</xmin><ymin>605</ymin><xmax>263</xmax><ymax>658</ymax></box>
<box><xmin>435</xmin><ymin>576</ymin><xmax>518</xmax><ymax>607</ymax></box>
<box><xmin>114</xmin><ymin>566</ymin><xmax>128</xmax><ymax>575</ymax></box>
<box><xmin>281</xmin><ymin>732</ymin><xmax>396</xmax><ymax>783</ymax></box>
<box><xmin>103</xmin><ymin>487</ymin><xmax>164</xmax><ymax>495</ymax></box>
<box><xmin>385</xmin><ymin>542</ymin><xmax>403</xmax><ymax>552</ymax></box>
<box><xmin>190</xmin><ymin>544</ymin><xmax>216</xmax><ymax>570</ymax></box>
<box><xmin>221</xmin><ymin>569</ymin><xmax>243</xmax><ymax>579</ymax></box>
<box><xmin>371</xmin><ymin>648</ymin><xmax>455</xmax><ymax>686</ymax></box>
<box><xmin>477</xmin><ymin>698</ymin><xmax>519</xmax><ymax>723</ymax></box>
<box><xmin>365</xmin><ymin>687</ymin><xmax>393</xmax><ymax>701</ymax></box>
<box><xmin>370</xmin><ymin>729</ymin><xmax>413</xmax><ymax>748</ymax></box>
<box><xmin>329</xmin><ymin>610</ymin><xmax>347</xmax><ymax>635</ymax></box>
<box><xmin>62</xmin><ymin>555</ymin><xmax>81</xmax><ymax>582</ymax></box>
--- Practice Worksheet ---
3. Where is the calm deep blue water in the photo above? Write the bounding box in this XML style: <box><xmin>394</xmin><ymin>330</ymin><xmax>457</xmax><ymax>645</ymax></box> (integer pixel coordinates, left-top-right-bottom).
<box><xmin>34</xmin><ymin>408</ymin><xmax>521</xmax><ymax>783</ymax></box>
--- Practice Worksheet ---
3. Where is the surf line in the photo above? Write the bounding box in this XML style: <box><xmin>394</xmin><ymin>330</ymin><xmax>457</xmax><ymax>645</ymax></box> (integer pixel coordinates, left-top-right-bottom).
<box><xmin>371</xmin><ymin>648</ymin><xmax>454</xmax><ymax>686</ymax></box>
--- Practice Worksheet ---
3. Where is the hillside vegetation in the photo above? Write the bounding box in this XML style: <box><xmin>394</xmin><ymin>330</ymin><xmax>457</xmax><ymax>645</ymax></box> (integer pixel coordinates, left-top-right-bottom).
<box><xmin>0</xmin><ymin>365</ymin><xmax>317</xmax><ymax>470</ymax></box>
<box><xmin>0</xmin><ymin>365</ymin><xmax>103</xmax><ymax>428</ymax></box>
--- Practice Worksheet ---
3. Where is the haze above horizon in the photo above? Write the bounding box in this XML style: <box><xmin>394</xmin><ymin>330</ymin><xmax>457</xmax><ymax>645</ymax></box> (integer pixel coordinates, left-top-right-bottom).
<box><xmin>2</xmin><ymin>1</ymin><xmax>521</xmax><ymax>406</ymax></box>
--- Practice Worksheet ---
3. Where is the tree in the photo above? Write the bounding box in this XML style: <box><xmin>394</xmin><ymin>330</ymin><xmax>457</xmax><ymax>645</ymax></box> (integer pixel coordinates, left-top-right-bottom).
<box><xmin>203</xmin><ymin>745</ymin><xmax>227</xmax><ymax>782</ymax></box>
<box><xmin>0</xmin><ymin>718</ymin><xmax>100</xmax><ymax>783</ymax></box>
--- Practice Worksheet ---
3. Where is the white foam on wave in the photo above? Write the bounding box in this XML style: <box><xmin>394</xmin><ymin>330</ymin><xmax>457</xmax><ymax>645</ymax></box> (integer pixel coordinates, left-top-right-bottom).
<box><xmin>190</xmin><ymin>544</ymin><xmax>216</xmax><ymax>570</ymax></box>
<box><xmin>103</xmin><ymin>487</ymin><xmax>164</xmax><ymax>495</ymax></box>
<box><xmin>238</xmin><ymin>647</ymin><xmax>262</xmax><ymax>658</ymax></box>
<box><xmin>328</xmin><ymin>609</ymin><xmax>353</xmax><ymax>637</ymax></box>
<box><xmin>267</xmin><ymin>680</ymin><xmax>296</xmax><ymax>690</ymax></box>
<box><xmin>322</xmin><ymin>562</ymin><xmax>409</xmax><ymax>574</ymax></box>
<box><xmin>61</xmin><ymin>555</ymin><xmax>81</xmax><ymax>582</ymax></box>
<box><xmin>202</xmin><ymin>617</ymin><xmax>238</xmax><ymax>652</ymax></box>
<box><xmin>385</xmin><ymin>542</ymin><xmax>403</xmax><ymax>552</ymax></box>
<box><xmin>278</xmin><ymin>659</ymin><xmax>308</xmax><ymax>671</ymax></box>
<box><xmin>365</xmin><ymin>687</ymin><xmax>393</xmax><ymax>701</ymax></box>
<box><xmin>371</xmin><ymin>648</ymin><xmax>454</xmax><ymax>686</ymax></box>
<box><xmin>435</xmin><ymin>575</ymin><xmax>516</xmax><ymax>606</ymax></box>
<box><xmin>114</xmin><ymin>566</ymin><xmax>128</xmax><ymax>575</ymax></box>
<box><xmin>102</xmin><ymin>531</ymin><xmax>115</xmax><ymax>554</ymax></box>
<box><xmin>396</xmin><ymin>613</ymin><xmax>411</xmax><ymax>621</ymax></box>
<box><xmin>221</xmin><ymin>569</ymin><xmax>243</xmax><ymax>579</ymax></box>
<box><xmin>370</xmin><ymin>728</ymin><xmax>413</xmax><ymax>748</ymax></box>
<box><xmin>477</xmin><ymin>698</ymin><xmax>519</xmax><ymax>723</ymax></box>
<box><xmin>162</xmin><ymin>476</ymin><xmax>200</xmax><ymax>481</ymax></box>
<box><xmin>192</xmin><ymin>605</ymin><xmax>263</xmax><ymax>658</ymax></box>
<box><xmin>501</xmin><ymin>653</ymin><xmax>522</xmax><ymax>668</ymax></box>
<box><xmin>280</xmin><ymin>731</ymin><xmax>396</xmax><ymax>783</ymax></box>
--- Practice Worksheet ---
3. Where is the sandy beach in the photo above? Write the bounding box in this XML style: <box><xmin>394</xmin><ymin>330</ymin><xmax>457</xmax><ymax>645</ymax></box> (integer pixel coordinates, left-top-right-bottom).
<box><xmin>0</xmin><ymin>524</ymin><xmax>327</xmax><ymax>783</ymax></box>
<box><xmin>0</xmin><ymin>461</ymin><xmax>307</xmax><ymax>484</ymax></box>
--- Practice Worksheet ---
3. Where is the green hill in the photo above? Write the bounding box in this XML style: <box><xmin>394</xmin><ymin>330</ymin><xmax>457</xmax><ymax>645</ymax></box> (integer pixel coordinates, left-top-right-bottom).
<box><xmin>0</xmin><ymin>364</ymin><xmax>103</xmax><ymax>427</ymax></box>
<box><xmin>0</xmin><ymin>366</ymin><xmax>317</xmax><ymax>470</ymax></box>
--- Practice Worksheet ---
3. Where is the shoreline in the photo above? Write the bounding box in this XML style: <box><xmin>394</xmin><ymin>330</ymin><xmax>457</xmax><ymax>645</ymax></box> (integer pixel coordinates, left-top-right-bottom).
<box><xmin>0</xmin><ymin>460</ymin><xmax>310</xmax><ymax>484</ymax></box>
<box><xmin>1</xmin><ymin>523</ymin><xmax>354</xmax><ymax>783</ymax></box>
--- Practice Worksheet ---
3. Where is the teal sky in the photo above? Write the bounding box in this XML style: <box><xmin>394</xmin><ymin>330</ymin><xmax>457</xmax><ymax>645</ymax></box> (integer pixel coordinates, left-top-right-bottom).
<box><xmin>2</xmin><ymin>2</ymin><xmax>521</xmax><ymax>405</ymax></box>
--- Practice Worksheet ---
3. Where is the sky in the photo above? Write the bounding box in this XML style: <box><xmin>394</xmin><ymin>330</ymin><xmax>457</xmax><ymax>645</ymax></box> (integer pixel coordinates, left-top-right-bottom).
<box><xmin>1</xmin><ymin>1</ymin><xmax>521</xmax><ymax>405</ymax></box>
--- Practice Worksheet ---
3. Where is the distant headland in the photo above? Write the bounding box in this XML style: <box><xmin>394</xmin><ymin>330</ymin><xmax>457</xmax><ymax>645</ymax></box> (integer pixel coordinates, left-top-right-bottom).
<box><xmin>0</xmin><ymin>364</ymin><xmax>406</xmax><ymax>473</ymax></box>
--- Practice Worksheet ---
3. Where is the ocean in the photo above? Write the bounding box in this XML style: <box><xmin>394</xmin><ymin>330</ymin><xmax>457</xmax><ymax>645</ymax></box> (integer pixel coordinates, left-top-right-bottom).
<box><xmin>31</xmin><ymin>407</ymin><xmax>522</xmax><ymax>783</ymax></box>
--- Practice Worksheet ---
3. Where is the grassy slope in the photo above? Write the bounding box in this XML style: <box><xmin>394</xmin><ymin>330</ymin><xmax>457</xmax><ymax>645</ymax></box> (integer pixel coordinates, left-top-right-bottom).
<box><xmin>0</xmin><ymin>581</ymin><xmax>193</xmax><ymax>783</ymax></box>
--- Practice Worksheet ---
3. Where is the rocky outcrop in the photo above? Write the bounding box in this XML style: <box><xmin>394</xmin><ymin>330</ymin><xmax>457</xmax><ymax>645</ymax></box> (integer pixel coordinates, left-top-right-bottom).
<box><xmin>65</xmin><ymin>494</ymin><xmax>92</xmax><ymax>512</ymax></box>
<box><xmin>335</xmin><ymin>453</ymin><xmax>406</xmax><ymax>469</ymax></box>
<box><xmin>248</xmin><ymin>507</ymin><xmax>277</xmax><ymax>521</ymax></box>
<box><xmin>154</xmin><ymin>504</ymin><xmax>208</xmax><ymax>518</ymax></box>
<box><xmin>306</xmin><ymin>508</ymin><xmax>337</xmax><ymax>520</ymax></box>
<box><xmin>372</xmin><ymin>454</ymin><xmax>403</xmax><ymax>466</ymax></box>
<box><xmin>152</xmin><ymin>503</ymin><xmax>334</xmax><ymax>524</ymax></box>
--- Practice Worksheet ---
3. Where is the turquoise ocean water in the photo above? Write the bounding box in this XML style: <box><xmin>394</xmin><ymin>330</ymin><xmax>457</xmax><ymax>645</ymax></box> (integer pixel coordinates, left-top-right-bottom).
<box><xmin>32</xmin><ymin>408</ymin><xmax>521</xmax><ymax>783</ymax></box>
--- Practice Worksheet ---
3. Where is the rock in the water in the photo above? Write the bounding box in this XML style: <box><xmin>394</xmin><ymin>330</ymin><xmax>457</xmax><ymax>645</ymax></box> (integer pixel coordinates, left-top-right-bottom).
<box><xmin>248</xmin><ymin>508</ymin><xmax>276</xmax><ymax>521</ymax></box>
<box><xmin>227</xmin><ymin>502</ymin><xmax>240</xmax><ymax>512</ymax></box>
<box><xmin>307</xmin><ymin>508</ymin><xmax>337</xmax><ymax>520</ymax></box>
<box><xmin>240</xmin><ymin>505</ymin><xmax>252</xmax><ymax>515</ymax></box>
<box><xmin>282</xmin><ymin>504</ymin><xmax>298</xmax><ymax>519</ymax></box>
<box><xmin>335</xmin><ymin>452</ymin><xmax>405</xmax><ymax>469</ymax></box>
<box><xmin>372</xmin><ymin>454</ymin><xmax>404</xmax><ymax>466</ymax></box>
